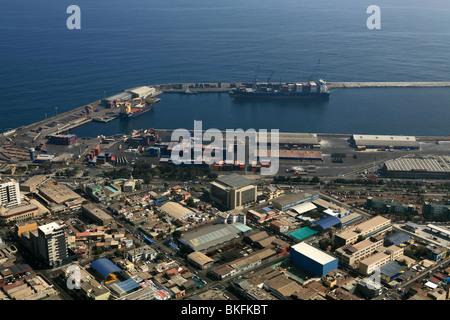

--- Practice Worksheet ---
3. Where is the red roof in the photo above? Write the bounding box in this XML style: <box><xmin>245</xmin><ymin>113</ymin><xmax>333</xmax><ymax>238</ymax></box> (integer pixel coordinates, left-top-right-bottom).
<box><xmin>429</xmin><ymin>276</ymin><xmax>441</xmax><ymax>284</ymax></box>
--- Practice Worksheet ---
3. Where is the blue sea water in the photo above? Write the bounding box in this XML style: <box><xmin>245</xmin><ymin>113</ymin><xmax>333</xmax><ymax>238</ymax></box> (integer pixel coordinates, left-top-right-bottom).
<box><xmin>1</xmin><ymin>0</ymin><xmax>450</xmax><ymax>135</ymax></box>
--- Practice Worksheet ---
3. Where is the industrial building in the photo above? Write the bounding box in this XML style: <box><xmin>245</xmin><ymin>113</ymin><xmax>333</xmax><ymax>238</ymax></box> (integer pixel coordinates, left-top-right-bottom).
<box><xmin>290</xmin><ymin>242</ymin><xmax>338</xmax><ymax>277</ymax></box>
<box><xmin>350</xmin><ymin>134</ymin><xmax>420</xmax><ymax>150</ymax></box>
<box><xmin>90</xmin><ymin>258</ymin><xmax>122</xmax><ymax>283</ymax></box>
<box><xmin>334</xmin><ymin>216</ymin><xmax>392</xmax><ymax>247</ymax></box>
<box><xmin>383</xmin><ymin>155</ymin><xmax>450</xmax><ymax>179</ymax></box>
<box><xmin>38</xmin><ymin>184</ymin><xmax>82</xmax><ymax>206</ymax></box>
<box><xmin>126</xmin><ymin>86</ymin><xmax>157</xmax><ymax>98</ymax></box>
<box><xmin>178</xmin><ymin>223</ymin><xmax>246</xmax><ymax>252</ymax></box>
<box><xmin>210</xmin><ymin>174</ymin><xmax>257</xmax><ymax>210</ymax></box>
<box><xmin>259</xmin><ymin>149</ymin><xmax>323</xmax><ymax>161</ymax></box>
<box><xmin>272</xmin><ymin>192</ymin><xmax>319</xmax><ymax>211</ymax></box>
<box><xmin>379</xmin><ymin>261</ymin><xmax>407</xmax><ymax>284</ymax></box>
<box><xmin>257</xmin><ymin>132</ymin><xmax>320</xmax><ymax>148</ymax></box>
<box><xmin>159</xmin><ymin>201</ymin><xmax>196</xmax><ymax>221</ymax></box>
<box><xmin>187</xmin><ymin>251</ymin><xmax>214</xmax><ymax>270</ymax></box>
<box><xmin>385</xmin><ymin>232</ymin><xmax>411</xmax><ymax>247</ymax></box>
<box><xmin>101</xmin><ymin>91</ymin><xmax>132</xmax><ymax>107</ymax></box>
<box><xmin>82</xmin><ymin>203</ymin><xmax>114</xmax><ymax>226</ymax></box>
<box><xmin>312</xmin><ymin>198</ymin><xmax>350</xmax><ymax>218</ymax></box>
<box><xmin>19</xmin><ymin>175</ymin><xmax>49</xmax><ymax>193</ymax></box>
<box><xmin>314</xmin><ymin>215</ymin><xmax>341</xmax><ymax>231</ymax></box>
<box><xmin>339</xmin><ymin>212</ymin><xmax>363</xmax><ymax>226</ymax></box>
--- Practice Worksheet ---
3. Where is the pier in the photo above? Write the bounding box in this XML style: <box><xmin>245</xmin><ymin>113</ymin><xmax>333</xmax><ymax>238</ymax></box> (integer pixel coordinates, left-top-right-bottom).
<box><xmin>156</xmin><ymin>81</ymin><xmax>450</xmax><ymax>93</ymax></box>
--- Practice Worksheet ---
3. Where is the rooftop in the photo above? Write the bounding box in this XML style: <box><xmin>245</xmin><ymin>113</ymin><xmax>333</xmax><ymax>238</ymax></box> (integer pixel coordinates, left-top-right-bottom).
<box><xmin>39</xmin><ymin>184</ymin><xmax>81</xmax><ymax>204</ymax></box>
<box><xmin>385</xmin><ymin>155</ymin><xmax>450</xmax><ymax>173</ymax></box>
<box><xmin>291</xmin><ymin>242</ymin><xmax>337</xmax><ymax>265</ymax></box>
<box><xmin>215</xmin><ymin>174</ymin><xmax>254</xmax><ymax>189</ymax></box>
<box><xmin>38</xmin><ymin>222</ymin><xmax>62</xmax><ymax>235</ymax></box>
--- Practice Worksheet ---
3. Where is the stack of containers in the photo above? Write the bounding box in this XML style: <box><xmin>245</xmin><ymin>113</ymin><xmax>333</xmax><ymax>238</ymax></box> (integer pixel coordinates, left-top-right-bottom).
<box><xmin>309</xmin><ymin>81</ymin><xmax>317</xmax><ymax>93</ymax></box>
<box><xmin>302</xmin><ymin>83</ymin><xmax>311</xmax><ymax>93</ymax></box>
<box><xmin>223</xmin><ymin>160</ymin><xmax>234</xmax><ymax>171</ymax></box>
<box><xmin>97</xmin><ymin>154</ymin><xmax>106</xmax><ymax>165</ymax></box>
<box><xmin>288</xmin><ymin>83</ymin><xmax>295</xmax><ymax>92</ymax></box>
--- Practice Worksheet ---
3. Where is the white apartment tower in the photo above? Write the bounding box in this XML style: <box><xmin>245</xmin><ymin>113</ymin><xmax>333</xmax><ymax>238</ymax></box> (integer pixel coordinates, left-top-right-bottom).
<box><xmin>0</xmin><ymin>178</ymin><xmax>21</xmax><ymax>208</ymax></box>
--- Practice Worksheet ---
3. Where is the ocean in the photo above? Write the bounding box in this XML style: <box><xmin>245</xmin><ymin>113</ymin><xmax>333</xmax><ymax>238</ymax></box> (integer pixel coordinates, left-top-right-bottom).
<box><xmin>1</xmin><ymin>0</ymin><xmax>450</xmax><ymax>135</ymax></box>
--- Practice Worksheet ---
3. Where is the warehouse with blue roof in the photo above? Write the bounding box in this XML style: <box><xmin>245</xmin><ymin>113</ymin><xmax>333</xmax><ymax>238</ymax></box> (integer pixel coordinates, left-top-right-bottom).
<box><xmin>385</xmin><ymin>232</ymin><xmax>410</xmax><ymax>247</ymax></box>
<box><xmin>90</xmin><ymin>258</ymin><xmax>122</xmax><ymax>282</ymax></box>
<box><xmin>314</xmin><ymin>216</ymin><xmax>341</xmax><ymax>231</ymax></box>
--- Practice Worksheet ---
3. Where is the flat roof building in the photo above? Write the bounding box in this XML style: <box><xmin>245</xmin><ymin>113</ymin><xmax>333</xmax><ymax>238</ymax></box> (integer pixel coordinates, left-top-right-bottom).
<box><xmin>39</xmin><ymin>184</ymin><xmax>81</xmax><ymax>205</ymax></box>
<box><xmin>272</xmin><ymin>192</ymin><xmax>319</xmax><ymax>211</ymax></box>
<box><xmin>383</xmin><ymin>155</ymin><xmax>450</xmax><ymax>179</ymax></box>
<box><xmin>334</xmin><ymin>216</ymin><xmax>392</xmax><ymax>247</ymax></box>
<box><xmin>178</xmin><ymin>223</ymin><xmax>244</xmax><ymax>252</ymax></box>
<box><xmin>187</xmin><ymin>251</ymin><xmax>214</xmax><ymax>270</ymax></box>
<box><xmin>159</xmin><ymin>201</ymin><xmax>196</xmax><ymax>221</ymax></box>
<box><xmin>290</xmin><ymin>242</ymin><xmax>338</xmax><ymax>277</ymax></box>
<box><xmin>82</xmin><ymin>203</ymin><xmax>113</xmax><ymax>226</ymax></box>
<box><xmin>258</xmin><ymin>132</ymin><xmax>320</xmax><ymax>148</ymax></box>
<box><xmin>350</xmin><ymin>134</ymin><xmax>420</xmax><ymax>150</ymax></box>
<box><xmin>0</xmin><ymin>203</ymin><xmax>40</xmax><ymax>224</ymax></box>
<box><xmin>210</xmin><ymin>174</ymin><xmax>257</xmax><ymax>210</ymax></box>
<box><xmin>335</xmin><ymin>236</ymin><xmax>384</xmax><ymax>268</ymax></box>
<box><xmin>19</xmin><ymin>175</ymin><xmax>49</xmax><ymax>193</ymax></box>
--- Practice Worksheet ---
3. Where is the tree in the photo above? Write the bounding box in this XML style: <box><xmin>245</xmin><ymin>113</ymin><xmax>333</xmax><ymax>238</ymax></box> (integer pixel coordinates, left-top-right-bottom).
<box><xmin>311</xmin><ymin>176</ymin><xmax>320</xmax><ymax>184</ymax></box>
<box><xmin>172</xmin><ymin>230</ymin><xmax>182</xmax><ymax>239</ymax></box>
<box><xmin>186</xmin><ymin>197</ymin><xmax>196</xmax><ymax>208</ymax></box>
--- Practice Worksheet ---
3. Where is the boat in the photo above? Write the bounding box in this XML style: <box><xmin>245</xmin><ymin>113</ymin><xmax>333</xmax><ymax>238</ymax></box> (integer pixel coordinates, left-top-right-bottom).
<box><xmin>229</xmin><ymin>79</ymin><xmax>330</xmax><ymax>99</ymax></box>
<box><xmin>119</xmin><ymin>98</ymin><xmax>156</xmax><ymax>119</ymax></box>
<box><xmin>183</xmin><ymin>88</ymin><xmax>198</xmax><ymax>94</ymax></box>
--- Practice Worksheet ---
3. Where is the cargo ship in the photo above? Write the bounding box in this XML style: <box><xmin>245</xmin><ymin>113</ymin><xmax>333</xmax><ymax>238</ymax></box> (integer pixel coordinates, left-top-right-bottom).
<box><xmin>229</xmin><ymin>79</ymin><xmax>330</xmax><ymax>99</ymax></box>
<box><xmin>119</xmin><ymin>97</ymin><xmax>159</xmax><ymax>118</ymax></box>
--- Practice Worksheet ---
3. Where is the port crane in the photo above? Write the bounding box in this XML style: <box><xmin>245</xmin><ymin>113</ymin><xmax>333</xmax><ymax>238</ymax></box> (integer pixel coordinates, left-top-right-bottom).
<box><xmin>309</xmin><ymin>59</ymin><xmax>321</xmax><ymax>81</ymax></box>
<box><xmin>267</xmin><ymin>71</ymin><xmax>274</xmax><ymax>83</ymax></box>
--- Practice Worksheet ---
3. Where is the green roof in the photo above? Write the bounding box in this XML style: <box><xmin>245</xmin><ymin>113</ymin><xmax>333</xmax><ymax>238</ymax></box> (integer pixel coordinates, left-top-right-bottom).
<box><xmin>288</xmin><ymin>226</ymin><xmax>318</xmax><ymax>240</ymax></box>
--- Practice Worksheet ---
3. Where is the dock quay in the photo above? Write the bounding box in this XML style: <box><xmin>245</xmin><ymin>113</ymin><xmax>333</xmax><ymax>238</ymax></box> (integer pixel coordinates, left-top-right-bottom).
<box><xmin>327</xmin><ymin>82</ymin><xmax>450</xmax><ymax>89</ymax></box>
<box><xmin>1</xmin><ymin>80</ymin><xmax>449</xmax><ymax>162</ymax></box>
<box><xmin>156</xmin><ymin>81</ymin><xmax>450</xmax><ymax>93</ymax></box>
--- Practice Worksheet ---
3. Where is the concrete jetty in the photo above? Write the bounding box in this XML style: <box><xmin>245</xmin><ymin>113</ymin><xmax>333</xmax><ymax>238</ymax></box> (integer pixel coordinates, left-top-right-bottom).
<box><xmin>157</xmin><ymin>81</ymin><xmax>450</xmax><ymax>93</ymax></box>
<box><xmin>327</xmin><ymin>82</ymin><xmax>450</xmax><ymax>89</ymax></box>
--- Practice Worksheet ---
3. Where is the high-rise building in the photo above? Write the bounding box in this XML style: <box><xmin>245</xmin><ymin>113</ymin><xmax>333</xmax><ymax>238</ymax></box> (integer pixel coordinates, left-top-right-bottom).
<box><xmin>35</xmin><ymin>222</ymin><xmax>68</xmax><ymax>268</ymax></box>
<box><xmin>0</xmin><ymin>178</ymin><xmax>21</xmax><ymax>208</ymax></box>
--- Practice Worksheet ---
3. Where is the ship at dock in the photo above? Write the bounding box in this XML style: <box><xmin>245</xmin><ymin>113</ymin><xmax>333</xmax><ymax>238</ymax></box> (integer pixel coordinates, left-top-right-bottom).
<box><xmin>119</xmin><ymin>97</ymin><xmax>160</xmax><ymax>119</ymax></box>
<box><xmin>229</xmin><ymin>79</ymin><xmax>330</xmax><ymax>99</ymax></box>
